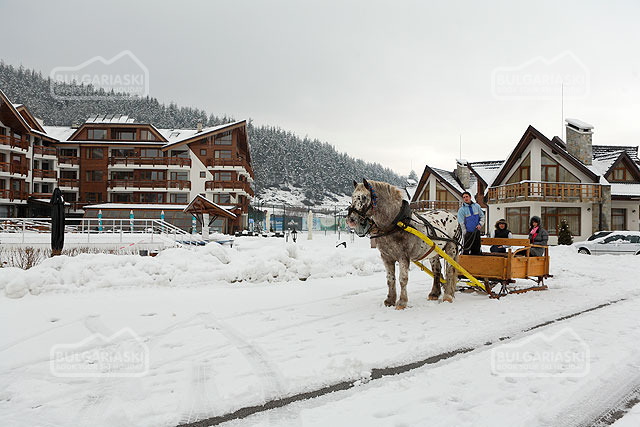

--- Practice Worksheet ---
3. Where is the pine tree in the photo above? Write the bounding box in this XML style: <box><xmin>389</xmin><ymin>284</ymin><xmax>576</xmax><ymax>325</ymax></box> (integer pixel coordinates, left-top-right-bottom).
<box><xmin>558</xmin><ymin>219</ymin><xmax>573</xmax><ymax>245</ymax></box>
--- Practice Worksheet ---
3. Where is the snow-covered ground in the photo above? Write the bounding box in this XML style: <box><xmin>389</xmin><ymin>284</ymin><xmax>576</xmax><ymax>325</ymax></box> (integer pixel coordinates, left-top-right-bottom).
<box><xmin>1</xmin><ymin>235</ymin><xmax>639</xmax><ymax>427</ymax></box>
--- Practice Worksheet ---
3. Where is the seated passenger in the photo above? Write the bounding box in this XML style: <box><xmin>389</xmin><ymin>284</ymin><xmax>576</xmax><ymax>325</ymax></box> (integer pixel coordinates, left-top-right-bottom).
<box><xmin>528</xmin><ymin>216</ymin><xmax>549</xmax><ymax>257</ymax></box>
<box><xmin>490</xmin><ymin>218</ymin><xmax>512</xmax><ymax>253</ymax></box>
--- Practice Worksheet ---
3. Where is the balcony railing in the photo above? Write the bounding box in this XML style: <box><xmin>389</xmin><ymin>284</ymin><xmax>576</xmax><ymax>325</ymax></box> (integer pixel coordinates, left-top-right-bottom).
<box><xmin>205</xmin><ymin>157</ymin><xmax>254</xmax><ymax>178</ymax></box>
<box><xmin>0</xmin><ymin>134</ymin><xmax>29</xmax><ymax>150</ymax></box>
<box><xmin>205</xmin><ymin>180</ymin><xmax>254</xmax><ymax>196</ymax></box>
<box><xmin>0</xmin><ymin>162</ymin><xmax>9</xmax><ymax>173</ymax></box>
<box><xmin>10</xmin><ymin>163</ymin><xmax>29</xmax><ymax>176</ymax></box>
<box><xmin>31</xmin><ymin>192</ymin><xmax>53</xmax><ymax>200</ymax></box>
<box><xmin>0</xmin><ymin>189</ymin><xmax>29</xmax><ymax>201</ymax></box>
<box><xmin>410</xmin><ymin>200</ymin><xmax>462</xmax><ymax>211</ymax></box>
<box><xmin>58</xmin><ymin>178</ymin><xmax>80</xmax><ymax>188</ymax></box>
<box><xmin>58</xmin><ymin>156</ymin><xmax>80</xmax><ymax>165</ymax></box>
<box><xmin>109</xmin><ymin>157</ymin><xmax>191</xmax><ymax>167</ymax></box>
<box><xmin>487</xmin><ymin>181</ymin><xmax>602</xmax><ymax>203</ymax></box>
<box><xmin>33</xmin><ymin>169</ymin><xmax>57</xmax><ymax>179</ymax></box>
<box><xmin>33</xmin><ymin>145</ymin><xmax>57</xmax><ymax>156</ymax></box>
<box><xmin>108</xmin><ymin>179</ymin><xmax>190</xmax><ymax>189</ymax></box>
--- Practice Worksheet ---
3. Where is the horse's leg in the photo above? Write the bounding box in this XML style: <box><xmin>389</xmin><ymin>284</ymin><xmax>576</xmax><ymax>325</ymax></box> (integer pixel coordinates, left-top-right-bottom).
<box><xmin>443</xmin><ymin>242</ymin><xmax>458</xmax><ymax>303</ymax></box>
<box><xmin>396</xmin><ymin>258</ymin><xmax>410</xmax><ymax>310</ymax></box>
<box><xmin>428</xmin><ymin>256</ymin><xmax>442</xmax><ymax>300</ymax></box>
<box><xmin>381</xmin><ymin>255</ymin><xmax>397</xmax><ymax>307</ymax></box>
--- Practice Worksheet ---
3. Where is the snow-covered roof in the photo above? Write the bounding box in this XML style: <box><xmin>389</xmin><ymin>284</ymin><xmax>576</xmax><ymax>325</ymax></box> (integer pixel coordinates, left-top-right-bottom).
<box><xmin>610</xmin><ymin>183</ymin><xmax>640</xmax><ymax>197</ymax></box>
<box><xmin>432</xmin><ymin>167</ymin><xmax>464</xmax><ymax>194</ymax></box>
<box><xmin>41</xmin><ymin>126</ymin><xmax>76</xmax><ymax>141</ymax></box>
<box><xmin>593</xmin><ymin>145</ymin><xmax>639</xmax><ymax>162</ymax></box>
<box><xmin>160</xmin><ymin>120</ymin><xmax>245</xmax><ymax>148</ymax></box>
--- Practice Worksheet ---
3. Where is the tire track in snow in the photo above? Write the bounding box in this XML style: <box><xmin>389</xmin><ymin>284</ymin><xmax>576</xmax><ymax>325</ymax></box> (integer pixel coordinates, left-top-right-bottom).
<box><xmin>176</xmin><ymin>296</ymin><xmax>634</xmax><ymax>427</ymax></box>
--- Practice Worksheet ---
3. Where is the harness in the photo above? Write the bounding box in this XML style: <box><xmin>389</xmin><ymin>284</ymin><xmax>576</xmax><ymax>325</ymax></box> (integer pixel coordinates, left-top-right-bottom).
<box><xmin>348</xmin><ymin>190</ymin><xmax>463</xmax><ymax>260</ymax></box>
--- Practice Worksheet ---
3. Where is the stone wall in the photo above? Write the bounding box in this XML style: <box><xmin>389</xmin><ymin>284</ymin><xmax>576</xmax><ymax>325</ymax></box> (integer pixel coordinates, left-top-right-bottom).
<box><xmin>566</xmin><ymin>126</ymin><xmax>593</xmax><ymax>165</ymax></box>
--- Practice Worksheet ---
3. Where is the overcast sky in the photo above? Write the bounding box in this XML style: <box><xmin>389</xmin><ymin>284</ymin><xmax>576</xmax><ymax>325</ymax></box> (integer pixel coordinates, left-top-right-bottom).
<box><xmin>2</xmin><ymin>0</ymin><xmax>639</xmax><ymax>175</ymax></box>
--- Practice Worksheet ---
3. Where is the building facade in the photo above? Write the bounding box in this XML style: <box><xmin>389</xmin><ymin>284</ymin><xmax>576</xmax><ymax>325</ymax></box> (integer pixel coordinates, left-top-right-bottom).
<box><xmin>0</xmin><ymin>89</ymin><xmax>254</xmax><ymax>233</ymax></box>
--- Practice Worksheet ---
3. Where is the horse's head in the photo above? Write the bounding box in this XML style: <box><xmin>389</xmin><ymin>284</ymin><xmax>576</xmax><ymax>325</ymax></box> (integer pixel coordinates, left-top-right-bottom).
<box><xmin>347</xmin><ymin>178</ymin><xmax>376</xmax><ymax>237</ymax></box>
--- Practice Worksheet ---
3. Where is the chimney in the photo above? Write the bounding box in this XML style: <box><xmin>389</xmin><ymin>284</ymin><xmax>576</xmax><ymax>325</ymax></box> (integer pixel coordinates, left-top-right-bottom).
<box><xmin>565</xmin><ymin>118</ymin><xmax>593</xmax><ymax>165</ymax></box>
<box><xmin>455</xmin><ymin>159</ymin><xmax>470</xmax><ymax>190</ymax></box>
<box><xmin>197</xmin><ymin>122</ymin><xmax>203</xmax><ymax>133</ymax></box>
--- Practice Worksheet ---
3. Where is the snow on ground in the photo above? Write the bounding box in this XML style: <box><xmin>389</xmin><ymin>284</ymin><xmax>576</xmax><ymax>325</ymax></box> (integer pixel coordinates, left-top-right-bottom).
<box><xmin>1</xmin><ymin>235</ymin><xmax>639</xmax><ymax>427</ymax></box>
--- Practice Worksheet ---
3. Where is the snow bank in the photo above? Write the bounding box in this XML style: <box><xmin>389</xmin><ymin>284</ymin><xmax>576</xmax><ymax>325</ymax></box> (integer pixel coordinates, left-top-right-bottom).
<box><xmin>0</xmin><ymin>236</ymin><xmax>383</xmax><ymax>298</ymax></box>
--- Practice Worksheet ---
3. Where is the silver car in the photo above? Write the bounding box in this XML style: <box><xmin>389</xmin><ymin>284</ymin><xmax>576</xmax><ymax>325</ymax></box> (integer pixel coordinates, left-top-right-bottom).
<box><xmin>574</xmin><ymin>231</ymin><xmax>640</xmax><ymax>255</ymax></box>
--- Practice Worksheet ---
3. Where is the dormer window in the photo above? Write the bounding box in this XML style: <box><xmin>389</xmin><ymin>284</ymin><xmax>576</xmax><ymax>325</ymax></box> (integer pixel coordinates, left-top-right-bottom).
<box><xmin>140</xmin><ymin>130</ymin><xmax>156</xmax><ymax>141</ymax></box>
<box><xmin>114</xmin><ymin>129</ymin><xmax>136</xmax><ymax>140</ymax></box>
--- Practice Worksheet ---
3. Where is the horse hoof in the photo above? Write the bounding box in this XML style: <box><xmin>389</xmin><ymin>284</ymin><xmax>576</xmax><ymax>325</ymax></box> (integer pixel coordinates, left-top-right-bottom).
<box><xmin>384</xmin><ymin>299</ymin><xmax>396</xmax><ymax>307</ymax></box>
<box><xmin>428</xmin><ymin>294</ymin><xmax>440</xmax><ymax>301</ymax></box>
<box><xmin>443</xmin><ymin>295</ymin><xmax>454</xmax><ymax>303</ymax></box>
<box><xmin>395</xmin><ymin>302</ymin><xmax>407</xmax><ymax>310</ymax></box>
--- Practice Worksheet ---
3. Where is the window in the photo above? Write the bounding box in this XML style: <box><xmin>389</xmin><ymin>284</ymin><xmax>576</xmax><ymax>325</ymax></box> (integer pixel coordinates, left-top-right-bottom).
<box><xmin>609</xmin><ymin>165</ymin><xmax>634</xmax><ymax>182</ymax></box>
<box><xmin>170</xmin><ymin>193</ymin><xmax>188</xmax><ymax>203</ymax></box>
<box><xmin>111</xmin><ymin>171</ymin><xmax>133</xmax><ymax>180</ymax></box>
<box><xmin>419</xmin><ymin>182</ymin><xmax>430</xmax><ymax>201</ymax></box>
<box><xmin>200</xmin><ymin>149</ymin><xmax>207</xmax><ymax>156</ymax></box>
<box><xmin>140</xmin><ymin>148</ymin><xmax>161</xmax><ymax>158</ymax></box>
<box><xmin>112</xmin><ymin>148</ymin><xmax>135</xmax><ymax>158</ymax></box>
<box><xmin>541</xmin><ymin>207</ymin><xmax>581</xmax><ymax>236</ymax></box>
<box><xmin>62</xmin><ymin>192</ymin><xmax>76</xmax><ymax>202</ymax></box>
<box><xmin>214</xmin><ymin>131</ymin><xmax>232</xmax><ymax>145</ymax></box>
<box><xmin>85</xmin><ymin>192</ymin><xmax>103</xmax><ymax>203</ymax></box>
<box><xmin>85</xmin><ymin>170</ymin><xmax>104</xmax><ymax>182</ymax></box>
<box><xmin>139</xmin><ymin>193</ymin><xmax>164</xmax><ymax>203</ymax></box>
<box><xmin>213</xmin><ymin>194</ymin><xmax>232</xmax><ymax>204</ymax></box>
<box><xmin>435</xmin><ymin>181</ymin><xmax>457</xmax><ymax>201</ymax></box>
<box><xmin>171</xmin><ymin>150</ymin><xmax>189</xmax><ymax>158</ymax></box>
<box><xmin>612</xmin><ymin>208</ymin><xmax>626</xmax><ymax>230</ymax></box>
<box><xmin>215</xmin><ymin>150</ymin><xmax>232</xmax><ymax>159</ymax></box>
<box><xmin>170</xmin><ymin>171</ymin><xmax>189</xmax><ymax>181</ymax></box>
<box><xmin>506</xmin><ymin>153</ymin><xmax>530</xmax><ymax>184</ymax></box>
<box><xmin>61</xmin><ymin>170</ymin><xmax>77</xmax><ymax>179</ymax></box>
<box><xmin>140</xmin><ymin>130</ymin><xmax>156</xmax><ymax>141</ymax></box>
<box><xmin>87</xmin><ymin>129</ymin><xmax>107</xmax><ymax>140</ymax></box>
<box><xmin>114</xmin><ymin>129</ymin><xmax>136</xmax><ymax>140</ymax></box>
<box><xmin>59</xmin><ymin>148</ymin><xmax>77</xmax><ymax>157</ymax></box>
<box><xmin>505</xmin><ymin>207</ymin><xmax>530</xmax><ymax>234</ymax></box>
<box><xmin>200</xmin><ymin>171</ymin><xmax>206</xmax><ymax>178</ymax></box>
<box><xmin>214</xmin><ymin>172</ymin><xmax>232</xmax><ymax>181</ymax></box>
<box><xmin>111</xmin><ymin>193</ymin><xmax>132</xmax><ymax>203</ymax></box>
<box><xmin>541</xmin><ymin>151</ymin><xmax>579</xmax><ymax>183</ymax></box>
<box><xmin>139</xmin><ymin>170</ymin><xmax>166</xmax><ymax>181</ymax></box>
<box><xmin>86</xmin><ymin>148</ymin><xmax>104</xmax><ymax>159</ymax></box>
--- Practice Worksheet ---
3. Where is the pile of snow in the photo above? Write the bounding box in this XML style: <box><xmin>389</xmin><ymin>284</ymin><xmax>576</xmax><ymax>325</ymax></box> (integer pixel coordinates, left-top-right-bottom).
<box><xmin>0</xmin><ymin>236</ymin><xmax>382</xmax><ymax>299</ymax></box>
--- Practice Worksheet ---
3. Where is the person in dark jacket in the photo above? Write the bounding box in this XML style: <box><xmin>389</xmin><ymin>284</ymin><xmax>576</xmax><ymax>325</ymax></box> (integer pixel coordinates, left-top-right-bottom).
<box><xmin>489</xmin><ymin>218</ymin><xmax>512</xmax><ymax>253</ymax></box>
<box><xmin>528</xmin><ymin>216</ymin><xmax>549</xmax><ymax>256</ymax></box>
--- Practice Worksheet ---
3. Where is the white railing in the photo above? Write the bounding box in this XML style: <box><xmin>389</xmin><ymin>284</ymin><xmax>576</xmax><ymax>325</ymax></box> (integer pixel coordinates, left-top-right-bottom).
<box><xmin>0</xmin><ymin>217</ymin><xmax>208</xmax><ymax>247</ymax></box>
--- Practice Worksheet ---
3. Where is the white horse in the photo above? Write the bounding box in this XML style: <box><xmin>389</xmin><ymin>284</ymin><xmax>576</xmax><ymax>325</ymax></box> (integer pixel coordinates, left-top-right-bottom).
<box><xmin>347</xmin><ymin>179</ymin><xmax>462</xmax><ymax>309</ymax></box>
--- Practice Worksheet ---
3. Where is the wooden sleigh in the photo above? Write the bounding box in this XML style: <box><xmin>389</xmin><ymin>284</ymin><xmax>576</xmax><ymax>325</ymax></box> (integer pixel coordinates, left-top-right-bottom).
<box><xmin>458</xmin><ymin>237</ymin><xmax>551</xmax><ymax>298</ymax></box>
<box><xmin>397</xmin><ymin>222</ymin><xmax>550</xmax><ymax>299</ymax></box>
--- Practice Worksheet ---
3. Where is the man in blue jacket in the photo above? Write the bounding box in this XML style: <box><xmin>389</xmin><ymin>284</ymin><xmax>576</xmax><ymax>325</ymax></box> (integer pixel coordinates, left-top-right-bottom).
<box><xmin>457</xmin><ymin>191</ymin><xmax>485</xmax><ymax>255</ymax></box>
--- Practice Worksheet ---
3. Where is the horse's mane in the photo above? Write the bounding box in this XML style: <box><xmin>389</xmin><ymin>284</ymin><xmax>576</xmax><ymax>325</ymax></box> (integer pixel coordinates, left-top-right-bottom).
<box><xmin>368</xmin><ymin>180</ymin><xmax>405</xmax><ymax>228</ymax></box>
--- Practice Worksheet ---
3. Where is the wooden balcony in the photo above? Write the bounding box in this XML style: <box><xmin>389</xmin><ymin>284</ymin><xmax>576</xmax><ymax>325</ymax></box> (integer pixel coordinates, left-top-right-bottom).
<box><xmin>108</xmin><ymin>179</ymin><xmax>190</xmax><ymax>189</ymax></box>
<box><xmin>205</xmin><ymin>157</ymin><xmax>254</xmax><ymax>178</ymax></box>
<box><xmin>10</xmin><ymin>163</ymin><xmax>29</xmax><ymax>176</ymax></box>
<box><xmin>205</xmin><ymin>180</ymin><xmax>254</xmax><ymax>196</ymax></box>
<box><xmin>109</xmin><ymin>156</ymin><xmax>191</xmax><ymax>167</ymax></box>
<box><xmin>33</xmin><ymin>145</ymin><xmax>57</xmax><ymax>156</ymax></box>
<box><xmin>487</xmin><ymin>181</ymin><xmax>602</xmax><ymax>203</ymax></box>
<box><xmin>0</xmin><ymin>189</ymin><xmax>29</xmax><ymax>201</ymax></box>
<box><xmin>410</xmin><ymin>200</ymin><xmax>462</xmax><ymax>211</ymax></box>
<box><xmin>0</xmin><ymin>134</ymin><xmax>29</xmax><ymax>151</ymax></box>
<box><xmin>58</xmin><ymin>156</ymin><xmax>80</xmax><ymax>165</ymax></box>
<box><xmin>58</xmin><ymin>178</ymin><xmax>80</xmax><ymax>188</ymax></box>
<box><xmin>33</xmin><ymin>169</ymin><xmax>57</xmax><ymax>179</ymax></box>
<box><xmin>31</xmin><ymin>192</ymin><xmax>53</xmax><ymax>200</ymax></box>
<box><xmin>0</xmin><ymin>162</ymin><xmax>9</xmax><ymax>173</ymax></box>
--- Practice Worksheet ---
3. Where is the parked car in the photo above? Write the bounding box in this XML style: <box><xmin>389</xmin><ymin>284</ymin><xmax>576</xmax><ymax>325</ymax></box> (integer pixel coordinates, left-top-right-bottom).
<box><xmin>586</xmin><ymin>230</ymin><xmax>613</xmax><ymax>241</ymax></box>
<box><xmin>574</xmin><ymin>231</ymin><xmax>640</xmax><ymax>255</ymax></box>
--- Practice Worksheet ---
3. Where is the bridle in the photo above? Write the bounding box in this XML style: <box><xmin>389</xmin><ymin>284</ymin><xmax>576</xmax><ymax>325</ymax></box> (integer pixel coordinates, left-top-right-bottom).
<box><xmin>347</xmin><ymin>182</ymin><xmax>378</xmax><ymax>237</ymax></box>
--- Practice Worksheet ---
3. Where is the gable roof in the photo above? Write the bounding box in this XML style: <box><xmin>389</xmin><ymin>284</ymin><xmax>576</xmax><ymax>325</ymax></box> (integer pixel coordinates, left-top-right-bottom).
<box><xmin>490</xmin><ymin>125</ymin><xmax>599</xmax><ymax>187</ymax></box>
<box><xmin>412</xmin><ymin>165</ymin><xmax>465</xmax><ymax>202</ymax></box>
<box><xmin>160</xmin><ymin>120</ymin><xmax>246</xmax><ymax>150</ymax></box>
<box><xmin>593</xmin><ymin>144</ymin><xmax>639</xmax><ymax>162</ymax></box>
<box><xmin>184</xmin><ymin>194</ymin><xmax>237</xmax><ymax>219</ymax></box>
<box><xmin>15</xmin><ymin>104</ymin><xmax>45</xmax><ymax>133</ymax></box>
<box><xmin>467</xmin><ymin>160</ymin><xmax>504</xmax><ymax>187</ymax></box>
